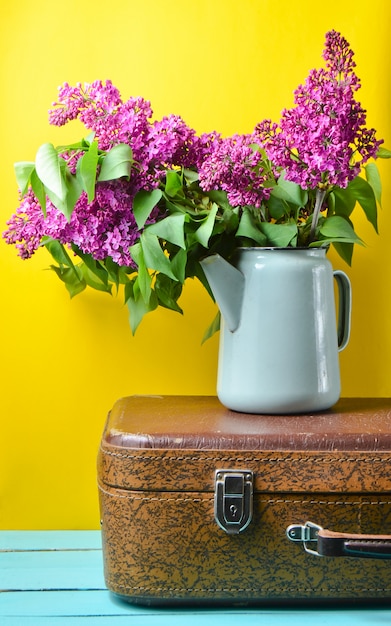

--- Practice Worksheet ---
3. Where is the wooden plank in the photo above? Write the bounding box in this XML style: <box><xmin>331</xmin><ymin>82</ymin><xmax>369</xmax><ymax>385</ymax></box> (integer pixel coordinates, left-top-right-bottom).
<box><xmin>2</xmin><ymin>615</ymin><xmax>391</xmax><ymax>626</ymax></box>
<box><xmin>2</xmin><ymin>550</ymin><xmax>105</xmax><ymax>590</ymax></box>
<box><xmin>0</xmin><ymin>615</ymin><xmax>376</xmax><ymax>626</ymax></box>
<box><xmin>1</xmin><ymin>532</ymin><xmax>391</xmax><ymax>625</ymax></box>
<box><xmin>1</xmin><ymin>589</ymin><xmax>391</xmax><ymax>620</ymax></box>
<box><xmin>0</xmin><ymin>531</ymin><xmax>101</xmax><ymax>551</ymax></box>
<box><xmin>0</xmin><ymin>590</ymin><xmax>137</xmax><ymax>617</ymax></box>
<box><xmin>1</xmin><ymin>591</ymin><xmax>391</xmax><ymax>625</ymax></box>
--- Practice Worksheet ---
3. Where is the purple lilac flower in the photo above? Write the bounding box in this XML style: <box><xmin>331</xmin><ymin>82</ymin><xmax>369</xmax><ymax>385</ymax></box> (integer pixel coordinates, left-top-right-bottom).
<box><xmin>50</xmin><ymin>81</ymin><xmax>153</xmax><ymax>158</ymax></box>
<box><xmin>323</xmin><ymin>30</ymin><xmax>357</xmax><ymax>77</ymax></box>
<box><xmin>4</xmin><ymin>81</ymin><xmax>222</xmax><ymax>264</ymax></box>
<box><xmin>198</xmin><ymin>133</ymin><xmax>272</xmax><ymax>207</ymax></box>
<box><xmin>62</xmin><ymin>184</ymin><xmax>142</xmax><ymax>266</ymax></box>
<box><xmin>49</xmin><ymin>80</ymin><xmax>122</xmax><ymax>129</ymax></box>
<box><xmin>3</xmin><ymin>190</ymin><xmax>52</xmax><ymax>259</ymax></box>
<box><xmin>3</xmin><ymin>181</ymin><xmax>163</xmax><ymax>267</ymax></box>
<box><xmin>49</xmin><ymin>80</ymin><xmax>215</xmax><ymax>185</ymax></box>
<box><xmin>255</xmin><ymin>31</ymin><xmax>383</xmax><ymax>190</ymax></box>
<box><xmin>147</xmin><ymin>115</ymin><xmax>197</xmax><ymax>166</ymax></box>
<box><xmin>190</xmin><ymin>131</ymin><xmax>222</xmax><ymax>170</ymax></box>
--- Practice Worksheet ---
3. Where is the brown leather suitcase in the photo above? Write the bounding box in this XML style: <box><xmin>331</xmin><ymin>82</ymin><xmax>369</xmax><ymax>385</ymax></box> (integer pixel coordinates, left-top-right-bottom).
<box><xmin>97</xmin><ymin>395</ymin><xmax>391</xmax><ymax>605</ymax></box>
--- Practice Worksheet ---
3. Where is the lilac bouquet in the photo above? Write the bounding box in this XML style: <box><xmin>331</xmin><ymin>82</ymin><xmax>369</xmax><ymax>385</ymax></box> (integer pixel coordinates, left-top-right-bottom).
<box><xmin>4</xmin><ymin>31</ymin><xmax>389</xmax><ymax>334</ymax></box>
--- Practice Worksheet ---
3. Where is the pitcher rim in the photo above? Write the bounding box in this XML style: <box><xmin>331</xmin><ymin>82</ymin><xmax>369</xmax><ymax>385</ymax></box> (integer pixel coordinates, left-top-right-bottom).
<box><xmin>236</xmin><ymin>245</ymin><xmax>330</xmax><ymax>252</ymax></box>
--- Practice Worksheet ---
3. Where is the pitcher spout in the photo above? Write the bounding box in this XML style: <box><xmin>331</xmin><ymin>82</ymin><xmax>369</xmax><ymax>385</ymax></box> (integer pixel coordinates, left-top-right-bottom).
<box><xmin>200</xmin><ymin>254</ymin><xmax>244</xmax><ymax>332</ymax></box>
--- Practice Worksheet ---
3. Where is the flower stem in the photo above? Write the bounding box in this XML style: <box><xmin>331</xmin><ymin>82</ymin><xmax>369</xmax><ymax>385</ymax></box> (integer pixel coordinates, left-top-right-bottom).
<box><xmin>309</xmin><ymin>188</ymin><xmax>327</xmax><ymax>242</ymax></box>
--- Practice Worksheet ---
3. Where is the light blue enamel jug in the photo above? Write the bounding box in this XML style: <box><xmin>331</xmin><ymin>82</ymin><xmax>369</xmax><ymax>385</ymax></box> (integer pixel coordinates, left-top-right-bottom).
<box><xmin>200</xmin><ymin>248</ymin><xmax>351</xmax><ymax>414</ymax></box>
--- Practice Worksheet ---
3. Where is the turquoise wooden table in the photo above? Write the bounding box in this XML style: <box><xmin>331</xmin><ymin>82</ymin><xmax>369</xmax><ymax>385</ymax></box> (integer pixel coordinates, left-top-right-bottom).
<box><xmin>1</xmin><ymin>531</ymin><xmax>391</xmax><ymax>625</ymax></box>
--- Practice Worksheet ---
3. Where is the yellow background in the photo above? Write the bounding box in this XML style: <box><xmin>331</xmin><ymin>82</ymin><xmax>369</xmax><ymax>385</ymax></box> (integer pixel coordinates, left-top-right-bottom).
<box><xmin>0</xmin><ymin>0</ymin><xmax>390</xmax><ymax>529</ymax></box>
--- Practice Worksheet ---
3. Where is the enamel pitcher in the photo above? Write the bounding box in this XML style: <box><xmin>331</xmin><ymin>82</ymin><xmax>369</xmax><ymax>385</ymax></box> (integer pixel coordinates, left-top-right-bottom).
<box><xmin>200</xmin><ymin>248</ymin><xmax>351</xmax><ymax>414</ymax></box>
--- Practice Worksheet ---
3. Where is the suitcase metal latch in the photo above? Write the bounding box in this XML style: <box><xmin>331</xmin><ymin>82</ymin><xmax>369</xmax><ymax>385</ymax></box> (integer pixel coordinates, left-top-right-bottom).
<box><xmin>214</xmin><ymin>470</ymin><xmax>253</xmax><ymax>534</ymax></box>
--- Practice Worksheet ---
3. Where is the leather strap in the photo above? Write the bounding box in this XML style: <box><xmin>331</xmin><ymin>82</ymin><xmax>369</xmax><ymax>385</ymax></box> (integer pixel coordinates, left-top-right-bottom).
<box><xmin>317</xmin><ymin>528</ymin><xmax>391</xmax><ymax>559</ymax></box>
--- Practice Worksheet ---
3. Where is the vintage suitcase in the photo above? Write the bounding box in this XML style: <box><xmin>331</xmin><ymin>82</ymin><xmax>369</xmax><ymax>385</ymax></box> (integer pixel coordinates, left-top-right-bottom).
<box><xmin>97</xmin><ymin>395</ymin><xmax>391</xmax><ymax>605</ymax></box>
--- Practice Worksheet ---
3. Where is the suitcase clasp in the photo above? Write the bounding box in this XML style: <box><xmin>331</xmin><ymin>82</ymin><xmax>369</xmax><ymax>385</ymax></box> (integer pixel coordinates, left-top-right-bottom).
<box><xmin>214</xmin><ymin>470</ymin><xmax>253</xmax><ymax>534</ymax></box>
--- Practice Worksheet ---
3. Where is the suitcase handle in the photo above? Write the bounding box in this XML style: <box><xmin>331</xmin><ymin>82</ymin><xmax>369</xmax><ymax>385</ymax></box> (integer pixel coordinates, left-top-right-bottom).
<box><xmin>286</xmin><ymin>521</ymin><xmax>391</xmax><ymax>559</ymax></box>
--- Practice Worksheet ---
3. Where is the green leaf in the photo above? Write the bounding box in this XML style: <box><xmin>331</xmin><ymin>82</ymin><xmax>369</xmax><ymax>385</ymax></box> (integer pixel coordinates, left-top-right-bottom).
<box><xmin>183</xmin><ymin>168</ymin><xmax>199</xmax><ymax>184</ymax></box>
<box><xmin>78</xmin><ymin>141</ymin><xmax>99</xmax><ymax>202</ymax></box>
<box><xmin>49</xmin><ymin>264</ymin><xmax>86</xmax><ymax>298</ymax></box>
<box><xmin>170</xmin><ymin>247</ymin><xmax>187</xmax><ymax>284</ymax></box>
<box><xmin>348</xmin><ymin>175</ymin><xmax>378</xmax><ymax>232</ymax></box>
<box><xmin>201</xmin><ymin>311</ymin><xmax>221</xmax><ymax>343</ymax></box>
<box><xmin>194</xmin><ymin>203</ymin><xmax>219</xmax><ymax>248</ymax></box>
<box><xmin>318</xmin><ymin>216</ymin><xmax>364</xmax><ymax>244</ymax></box>
<box><xmin>146</xmin><ymin>213</ymin><xmax>186</xmax><ymax>249</ymax></box>
<box><xmin>65</xmin><ymin>166</ymin><xmax>83</xmax><ymax>217</ymax></box>
<box><xmin>377</xmin><ymin>146</ymin><xmax>391</xmax><ymax>159</ymax></box>
<box><xmin>365</xmin><ymin>162</ymin><xmax>382</xmax><ymax>207</ymax></box>
<box><xmin>266</xmin><ymin>194</ymin><xmax>288</xmax><ymax>220</ymax></box>
<box><xmin>79</xmin><ymin>263</ymin><xmax>112</xmax><ymax>293</ymax></box>
<box><xmin>126</xmin><ymin>281</ymin><xmax>158</xmax><ymax>334</ymax></box>
<box><xmin>206</xmin><ymin>189</ymin><xmax>231</xmax><ymax>211</ymax></box>
<box><xmin>14</xmin><ymin>161</ymin><xmax>36</xmax><ymax>196</ymax></box>
<box><xmin>71</xmin><ymin>245</ymin><xmax>110</xmax><ymax>288</ymax></box>
<box><xmin>46</xmin><ymin>165</ymin><xmax>83</xmax><ymax>221</ymax></box>
<box><xmin>133</xmin><ymin>189</ymin><xmax>163</xmax><ymax>229</ymax></box>
<box><xmin>259</xmin><ymin>221</ymin><xmax>298</xmax><ymax>247</ymax></box>
<box><xmin>129</xmin><ymin>241</ymin><xmax>152</xmax><ymax>303</ymax></box>
<box><xmin>56</xmin><ymin>135</ymin><xmax>95</xmax><ymax>152</ymax></box>
<box><xmin>138</xmin><ymin>231</ymin><xmax>178</xmax><ymax>280</ymax></box>
<box><xmin>236</xmin><ymin>208</ymin><xmax>268</xmax><ymax>245</ymax></box>
<box><xmin>30</xmin><ymin>169</ymin><xmax>47</xmax><ymax>216</ymax></box>
<box><xmin>332</xmin><ymin>241</ymin><xmax>354</xmax><ymax>266</ymax></box>
<box><xmin>104</xmin><ymin>257</ymin><xmax>133</xmax><ymax>288</ymax></box>
<box><xmin>221</xmin><ymin>205</ymin><xmax>240</xmax><ymax>232</ymax></box>
<box><xmin>98</xmin><ymin>143</ymin><xmax>133</xmax><ymax>182</ymax></box>
<box><xmin>271</xmin><ymin>174</ymin><xmax>308</xmax><ymax>207</ymax></box>
<box><xmin>165</xmin><ymin>170</ymin><xmax>183</xmax><ymax>197</ymax></box>
<box><xmin>35</xmin><ymin>143</ymin><xmax>68</xmax><ymax>201</ymax></box>
<box><xmin>332</xmin><ymin>187</ymin><xmax>356</xmax><ymax>219</ymax></box>
<box><xmin>44</xmin><ymin>239</ymin><xmax>74</xmax><ymax>266</ymax></box>
<box><xmin>327</xmin><ymin>191</ymin><xmax>335</xmax><ymax>215</ymax></box>
<box><xmin>154</xmin><ymin>273</ymin><xmax>183</xmax><ymax>313</ymax></box>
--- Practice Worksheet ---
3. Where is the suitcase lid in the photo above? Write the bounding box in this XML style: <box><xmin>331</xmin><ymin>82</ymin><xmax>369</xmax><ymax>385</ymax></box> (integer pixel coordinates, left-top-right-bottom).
<box><xmin>101</xmin><ymin>395</ymin><xmax>391</xmax><ymax>451</ymax></box>
<box><xmin>98</xmin><ymin>396</ymin><xmax>391</xmax><ymax>493</ymax></box>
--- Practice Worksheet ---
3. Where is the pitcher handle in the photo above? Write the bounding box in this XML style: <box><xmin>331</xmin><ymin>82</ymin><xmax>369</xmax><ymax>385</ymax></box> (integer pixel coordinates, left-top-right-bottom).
<box><xmin>333</xmin><ymin>270</ymin><xmax>351</xmax><ymax>352</ymax></box>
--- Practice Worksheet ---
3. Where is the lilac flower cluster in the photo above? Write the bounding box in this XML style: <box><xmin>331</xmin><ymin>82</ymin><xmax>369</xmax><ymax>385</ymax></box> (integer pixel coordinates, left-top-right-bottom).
<box><xmin>198</xmin><ymin>133</ymin><xmax>272</xmax><ymax>207</ymax></box>
<box><xmin>5</xmin><ymin>81</ymin><xmax>220</xmax><ymax>264</ymax></box>
<box><xmin>3</xmin><ymin>33</ymin><xmax>384</xmax><ymax>270</ymax></box>
<box><xmin>255</xmin><ymin>30</ymin><xmax>382</xmax><ymax>190</ymax></box>
<box><xmin>48</xmin><ymin>80</ymin><xmax>123</xmax><ymax>130</ymax></box>
<box><xmin>49</xmin><ymin>81</ymin><xmax>218</xmax><ymax>172</ymax></box>
<box><xmin>3</xmin><ymin>183</ymin><xmax>147</xmax><ymax>266</ymax></box>
<box><xmin>4</xmin><ymin>190</ymin><xmax>54</xmax><ymax>260</ymax></box>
